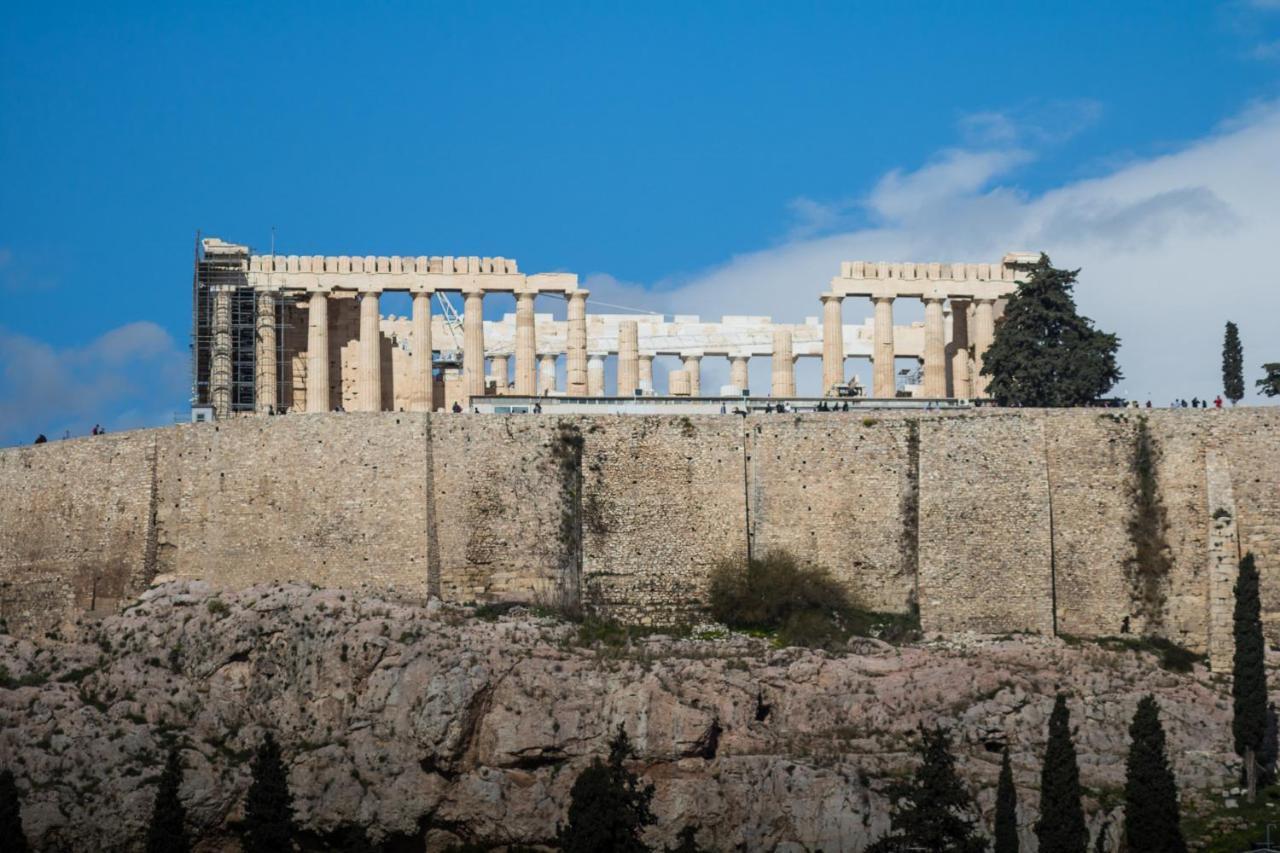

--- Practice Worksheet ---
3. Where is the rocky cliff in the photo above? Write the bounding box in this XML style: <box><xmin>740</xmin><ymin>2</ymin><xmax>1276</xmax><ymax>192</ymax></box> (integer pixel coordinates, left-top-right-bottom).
<box><xmin>0</xmin><ymin>581</ymin><xmax>1245</xmax><ymax>851</ymax></box>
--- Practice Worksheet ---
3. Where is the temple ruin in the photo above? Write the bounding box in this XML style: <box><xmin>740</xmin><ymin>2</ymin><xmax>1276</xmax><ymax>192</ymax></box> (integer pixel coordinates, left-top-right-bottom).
<box><xmin>192</xmin><ymin>237</ymin><xmax>1033</xmax><ymax>417</ymax></box>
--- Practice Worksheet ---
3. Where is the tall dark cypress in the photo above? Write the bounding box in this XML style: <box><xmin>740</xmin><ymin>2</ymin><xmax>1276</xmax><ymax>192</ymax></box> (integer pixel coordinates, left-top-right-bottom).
<box><xmin>994</xmin><ymin>748</ymin><xmax>1019</xmax><ymax>853</ymax></box>
<box><xmin>146</xmin><ymin>747</ymin><xmax>190</xmax><ymax>853</ymax></box>
<box><xmin>242</xmin><ymin>732</ymin><xmax>294</xmax><ymax>853</ymax></box>
<box><xmin>0</xmin><ymin>769</ymin><xmax>31</xmax><ymax>853</ymax></box>
<box><xmin>1035</xmin><ymin>694</ymin><xmax>1087</xmax><ymax>853</ymax></box>
<box><xmin>1222</xmin><ymin>321</ymin><xmax>1245</xmax><ymax>404</ymax></box>
<box><xmin>1123</xmin><ymin>695</ymin><xmax>1186</xmax><ymax>853</ymax></box>
<box><xmin>1233</xmin><ymin>553</ymin><xmax>1267</xmax><ymax>783</ymax></box>
<box><xmin>558</xmin><ymin>724</ymin><xmax>655</xmax><ymax>853</ymax></box>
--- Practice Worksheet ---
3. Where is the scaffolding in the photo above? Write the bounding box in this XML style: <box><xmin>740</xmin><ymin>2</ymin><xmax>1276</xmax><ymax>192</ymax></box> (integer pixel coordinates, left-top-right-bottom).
<box><xmin>191</xmin><ymin>234</ymin><xmax>293</xmax><ymax>417</ymax></box>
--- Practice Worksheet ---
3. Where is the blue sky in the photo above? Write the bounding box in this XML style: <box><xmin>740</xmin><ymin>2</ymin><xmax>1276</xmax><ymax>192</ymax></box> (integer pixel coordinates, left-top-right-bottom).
<box><xmin>3</xmin><ymin>1</ymin><xmax>1280</xmax><ymax>442</ymax></box>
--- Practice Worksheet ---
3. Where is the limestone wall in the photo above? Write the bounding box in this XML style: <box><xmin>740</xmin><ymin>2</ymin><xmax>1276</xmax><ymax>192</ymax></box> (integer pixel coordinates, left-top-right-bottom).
<box><xmin>2</xmin><ymin>409</ymin><xmax>1279</xmax><ymax>661</ymax></box>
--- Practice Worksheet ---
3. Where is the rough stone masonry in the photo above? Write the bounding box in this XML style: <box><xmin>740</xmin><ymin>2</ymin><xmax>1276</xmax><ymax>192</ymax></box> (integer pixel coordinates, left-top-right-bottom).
<box><xmin>0</xmin><ymin>408</ymin><xmax>1277</xmax><ymax>671</ymax></box>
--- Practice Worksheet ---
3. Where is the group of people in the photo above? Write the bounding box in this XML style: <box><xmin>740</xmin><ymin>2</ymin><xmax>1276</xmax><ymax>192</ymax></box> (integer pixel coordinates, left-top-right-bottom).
<box><xmin>1169</xmin><ymin>397</ymin><xmax>1222</xmax><ymax>409</ymax></box>
<box><xmin>33</xmin><ymin>424</ymin><xmax>105</xmax><ymax>444</ymax></box>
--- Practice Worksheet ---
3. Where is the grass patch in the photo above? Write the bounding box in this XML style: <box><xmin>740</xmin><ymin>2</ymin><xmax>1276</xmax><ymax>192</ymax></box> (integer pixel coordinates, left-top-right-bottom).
<box><xmin>1184</xmin><ymin>785</ymin><xmax>1280</xmax><ymax>852</ymax></box>
<box><xmin>1060</xmin><ymin>633</ymin><xmax>1204</xmax><ymax>673</ymax></box>
<box><xmin>708</xmin><ymin>550</ymin><xmax>919</xmax><ymax>650</ymax></box>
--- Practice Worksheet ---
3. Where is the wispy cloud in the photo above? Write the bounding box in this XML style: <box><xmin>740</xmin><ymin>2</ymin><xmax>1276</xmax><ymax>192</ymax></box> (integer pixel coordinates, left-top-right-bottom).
<box><xmin>0</xmin><ymin>322</ymin><xmax>188</xmax><ymax>445</ymax></box>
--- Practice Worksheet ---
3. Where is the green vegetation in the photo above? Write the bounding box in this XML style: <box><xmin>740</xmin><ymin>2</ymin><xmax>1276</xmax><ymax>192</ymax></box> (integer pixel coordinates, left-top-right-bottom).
<box><xmin>981</xmin><ymin>254</ymin><xmax>1121</xmax><ymax>407</ymax></box>
<box><xmin>1222</xmin><ymin>321</ymin><xmax>1245</xmax><ymax>404</ymax></box>
<box><xmin>146</xmin><ymin>747</ymin><xmax>190</xmax><ymax>853</ymax></box>
<box><xmin>1058</xmin><ymin>633</ymin><xmax>1203</xmax><ymax>673</ymax></box>
<box><xmin>558</xmin><ymin>725</ymin><xmax>655</xmax><ymax>853</ymax></box>
<box><xmin>1036</xmin><ymin>694</ymin><xmax>1087</xmax><ymax>853</ymax></box>
<box><xmin>1259</xmin><ymin>362</ymin><xmax>1280</xmax><ymax>397</ymax></box>
<box><xmin>206</xmin><ymin>599</ymin><xmax>230</xmax><ymax>617</ymax></box>
<box><xmin>1126</xmin><ymin>416</ymin><xmax>1173</xmax><ymax>623</ymax></box>
<box><xmin>0</xmin><ymin>769</ymin><xmax>31</xmax><ymax>853</ymax></box>
<box><xmin>1234</xmin><ymin>552</ymin><xmax>1269</xmax><ymax>789</ymax></box>
<box><xmin>865</xmin><ymin>726</ymin><xmax>986</xmax><ymax>853</ymax></box>
<box><xmin>242</xmin><ymin>733</ymin><xmax>294</xmax><ymax>853</ymax></box>
<box><xmin>1123</xmin><ymin>695</ymin><xmax>1186</xmax><ymax>853</ymax></box>
<box><xmin>1183</xmin><ymin>785</ymin><xmax>1280</xmax><ymax>851</ymax></box>
<box><xmin>994</xmin><ymin>749</ymin><xmax>1018</xmax><ymax>853</ymax></box>
<box><xmin>708</xmin><ymin>551</ymin><xmax>918</xmax><ymax>649</ymax></box>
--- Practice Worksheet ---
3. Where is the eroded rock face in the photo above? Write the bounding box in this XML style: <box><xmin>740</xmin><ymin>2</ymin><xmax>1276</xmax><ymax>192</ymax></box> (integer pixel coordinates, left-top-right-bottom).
<box><xmin>0</xmin><ymin>582</ymin><xmax>1241</xmax><ymax>851</ymax></box>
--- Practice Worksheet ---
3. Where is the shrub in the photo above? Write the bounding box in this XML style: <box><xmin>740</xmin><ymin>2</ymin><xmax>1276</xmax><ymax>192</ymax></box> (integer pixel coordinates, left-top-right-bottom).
<box><xmin>707</xmin><ymin>551</ymin><xmax>908</xmax><ymax>649</ymax></box>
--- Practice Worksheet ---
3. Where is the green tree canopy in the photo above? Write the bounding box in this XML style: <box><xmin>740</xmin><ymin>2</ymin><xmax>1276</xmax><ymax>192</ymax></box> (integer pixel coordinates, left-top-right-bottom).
<box><xmin>146</xmin><ymin>747</ymin><xmax>190</xmax><ymax>853</ymax></box>
<box><xmin>1258</xmin><ymin>363</ymin><xmax>1280</xmax><ymax>397</ymax></box>
<box><xmin>1035</xmin><ymin>694</ymin><xmax>1088</xmax><ymax>853</ymax></box>
<box><xmin>994</xmin><ymin>748</ymin><xmax>1019</xmax><ymax>853</ymax></box>
<box><xmin>981</xmin><ymin>255</ymin><xmax>1121</xmax><ymax>407</ymax></box>
<box><xmin>1222</xmin><ymin>322</ymin><xmax>1245</xmax><ymax>404</ymax></box>
<box><xmin>242</xmin><ymin>732</ymin><xmax>294</xmax><ymax>853</ymax></box>
<box><xmin>1234</xmin><ymin>553</ymin><xmax>1267</xmax><ymax>768</ymax></box>
<box><xmin>0</xmin><ymin>769</ymin><xmax>31</xmax><ymax>853</ymax></box>
<box><xmin>558</xmin><ymin>724</ymin><xmax>655</xmax><ymax>853</ymax></box>
<box><xmin>1123</xmin><ymin>695</ymin><xmax>1186</xmax><ymax>853</ymax></box>
<box><xmin>866</xmin><ymin>725</ymin><xmax>987</xmax><ymax>853</ymax></box>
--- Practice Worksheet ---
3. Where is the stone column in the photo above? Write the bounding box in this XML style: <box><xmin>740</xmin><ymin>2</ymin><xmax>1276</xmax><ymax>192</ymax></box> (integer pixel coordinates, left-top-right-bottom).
<box><xmin>821</xmin><ymin>294</ymin><xmax>844</xmax><ymax>395</ymax></box>
<box><xmin>358</xmin><ymin>291</ymin><xmax>382</xmax><ymax>412</ymax></box>
<box><xmin>306</xmin><ymin>291</ymin><xmax>329</xmax><ymax>413</ymax></box>
<box><xmin>972</xmin><ymin>298</ymin><xmax>996</xmax><ymax>398</ymax></box>
<box><xmin>254</xmin><ymin>291</ymin><xmax>277</xmax><ymax>414</ymax></box>
<box><xmin>410</xmin><ymin>292</ymin><xmax>432</xmax><ymax>411</ymax></box>
<box><xmin>566</xmin><ymin>291</ymin><xmax>589</xmax><ymax>395</ymax></box>
<box><xmin>669</xmin><ymin>369</ymin><xmax>691</xmax><ymax>396</ymax></box>
<box><xmin>490</xmin><ymin>355</ymin><xmax>510</xmax><ymax>394</ymax></box>
<box><xmin>730</xmin><ymin>354</ymin><xmax>750</xmax><ymax>391</ymax></box>
<box><xmin>922</xmin><ymin>297</ymin><xmax>947</xmax><ymax>398</ymax></box>
<box><xmin>771</xmin><ymin>329</ymin><xmax>796</xmax><ymax>397</ymax></box>
<box><xmin>463</xmin><ymin>290</ymin><xmax>486</xmax><ymax>399</ymax></box>
<box><xmin>872</xmin><ymin>296</ymin><xmax>895</xmax><ymax>398</ymax></box>
<box><xmin>639</xmin><ymin>354</ymin><xmax>655</xmax><ymax>393</ymax></box>
<box><xmin>538</xmin><ymin>354</ymin><xmax>558</xmax><ymax>394</ymax></box>
<box><xmin>682</xmin><ymin>353</ymin><xmax>702</xmax><ymax>396</ymax></box>
<box><xmin>514</xmin><ymin>292</ymin><xmax>537</xmax><ymax>395</ymax></box>
<box><xmin>210</xmin><ymin>289</ymin><xmax>232</xmax><ymax>419</ymax></box>
<box><xmin>949</xmin><ymin>299</ymin><xmax>971</xmax><ymax>400</ymax></box>
<box><xmin>617</xmin><ymin>321</ymin><xmax>639</xmax><ymax>395</ymax></box>
<box><xmin>587</xmin><ymin>354</ymin><xmax>605</xmax><ymax>396</ymax></box>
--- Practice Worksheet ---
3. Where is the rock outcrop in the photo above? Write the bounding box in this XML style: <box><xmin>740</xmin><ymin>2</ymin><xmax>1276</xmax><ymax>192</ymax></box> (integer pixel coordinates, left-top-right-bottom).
<box><xmin>0</xmin><ymin>581</ymin><xmax>1242</xmax><ymax>851</ymax></box>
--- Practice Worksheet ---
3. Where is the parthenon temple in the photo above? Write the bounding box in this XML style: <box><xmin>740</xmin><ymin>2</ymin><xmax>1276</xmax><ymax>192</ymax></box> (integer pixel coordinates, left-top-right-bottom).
<box><xmin>192</xmin><ymin>237</ymin><xmax>1034</xmax><ymax>417</ymax></box>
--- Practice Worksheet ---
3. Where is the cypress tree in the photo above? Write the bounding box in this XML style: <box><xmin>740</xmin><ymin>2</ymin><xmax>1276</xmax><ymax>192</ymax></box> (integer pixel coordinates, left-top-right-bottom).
<box><xmin>1035</xmin><ymin>694</ymin><xmax>1087</xmax><ymax>853</ymax></box>
<box><xmin>1223</xmin><ymin>322</ymin><xmax>1245</xmax><ymax>404</ymax></box>
<box><xmin>0</xmin><ymin>769</ymin><xmax>31</xmax><ymax>853</ymax></box>
<box><xmin>1233</xmin><ymin>552</ymin><xmax>1267</xmax><ymax>792</ymax></box>
<box><xmin>1259</xmin><ymin>363</ymin><xmax>1280</xmax><ymax>398</ymax></box>
<box><xmin>866</xmin><ymin>725</ymin><xmax>987</xmax><ymax>853</ymax></box>
<box><xmin>980</xmin><ymin>254</ymin><xmax>1121</xmax><ymax>407</ymax></box>
<box><xmin>242</xmin><ymin>732</ymin><xmax>294</xmax><ymax>853</ymax></box>
<box><xmin>1123</xmin><ymin>695</ymin><xmax>1186</xmax><ymax>853</ymax></box>
<box><xmin>146</xmin><ymin>747</ymin><xmax>190</xmax><ymax>853</ymax></box>
<box><xmin>994</xmin><ymin>748</ymin><xmax>1019</xmax><ymax>853</ymax></box>
<box><xmin>558</xmin><ymin>724</ymin><xmax>655</xmax><ymax>853</ymax></box>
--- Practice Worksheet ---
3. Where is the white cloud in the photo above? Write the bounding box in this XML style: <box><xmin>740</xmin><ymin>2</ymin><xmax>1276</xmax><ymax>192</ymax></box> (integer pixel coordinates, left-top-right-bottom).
<box><xmin>0</xmin><ymin>321</ymin><xmax>188</xmax><ymax>445</ymax></box>
<box><xmin>585</xmin><ymin>100</ymin><xmax>1280</xmax><ymax>404</ymax></box>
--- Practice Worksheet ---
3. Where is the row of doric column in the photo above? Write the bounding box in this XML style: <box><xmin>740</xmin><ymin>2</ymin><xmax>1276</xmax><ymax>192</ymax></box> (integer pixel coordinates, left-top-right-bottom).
<box><xmin>822</xmin><ymin>293</ymin><xmax>999</xmax><ymax>399</ymax></box>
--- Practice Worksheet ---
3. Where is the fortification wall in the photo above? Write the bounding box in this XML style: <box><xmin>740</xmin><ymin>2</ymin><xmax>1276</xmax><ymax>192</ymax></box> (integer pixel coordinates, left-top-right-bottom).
<box><xmin>2</xmin><ymin>409</ymin><xmax>1278</xmax><ymax>660</ymax></box>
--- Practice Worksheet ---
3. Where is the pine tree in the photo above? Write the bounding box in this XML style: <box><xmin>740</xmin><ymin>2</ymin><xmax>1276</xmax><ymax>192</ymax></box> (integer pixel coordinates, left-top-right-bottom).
<box><xmin>1222</xmin><ymin>322</ymin><xmax>1245</xmax><ymax>404</ymax></box>
<box><xmin>558</xmin><ymin>724</ymin><xmax>655</xmax><ymax>853</ymax></box>
<box><xmin>865</xmin><ymin>725</ymin><xmax>987</xmax><ymax>853</ymax></box>
<box><xmin>981</xmin><ymin>254</ymin><xmax>1121</xmax><ymax>407</ymax></box>
<box><xmin>994</xmin><ymin>748</ymin><xmax>1019</xmax><ymax>853</ymax></box>
<box><xmin>1259</xmin><ymin>363</ymin><xmax>1280</xmax><ymax>397</ymax></box>
<box><xmin>1233</xmin><ymin>552</ymin><xmax>1267</xmax><ymax>795</ymax></box>
<box><xmin>1123</xmin><ymin>695</ymin><xmax>1186</xmax><ymax>853</ymax></box>
<box><xmin>242</xmin><ymin>732</ymin><xmax>294</xmax><ymax>853</ymax></box>
<box><xmin>147</xmin><ymin>747</ymin><xmax>190</xmax><ymax>853</ymax></box>
<box><xmin>0</xmin><ymin>769</ymin><xmax>31</xmax><ymax>853</ymax></box>
<box><xmin>1035</xmin><ymin>694</ymin><xmax>1087</xmax><ymax>853</ymax></box>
